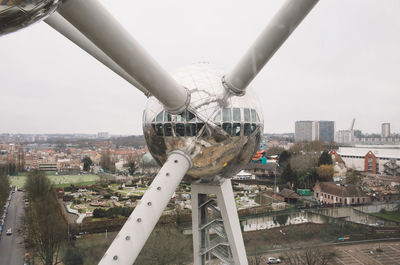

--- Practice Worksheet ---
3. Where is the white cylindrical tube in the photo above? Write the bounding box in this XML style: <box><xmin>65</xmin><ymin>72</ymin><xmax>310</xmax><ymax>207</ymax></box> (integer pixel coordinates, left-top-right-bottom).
<box><xmin>58</xmin><ymin>0</ymin><xmax>190</xmax><ymax>113</ymax></box>
<box><xmin>45</xmin><ymin>12</ymin><xmax>150</xmax><ymax>97</ymax></box>
<box><xmin>98</xmin><ymin>150</ymin><xmax>192</xmax><ymax>265</ymax></box>
<box><xmin>224</xmin><ymin>0</ymin><xmax>319</xmax><ymax>95</ymax></box>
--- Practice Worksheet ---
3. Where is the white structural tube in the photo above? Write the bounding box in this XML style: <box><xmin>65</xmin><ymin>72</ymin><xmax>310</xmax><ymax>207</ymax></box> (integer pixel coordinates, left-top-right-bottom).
<box><xmin>45</xmin><ymin>12</ymin><xmax>150</xmax><ymax>97</ymax></box>
<box><xmin>98</xmin><ymin>151</ymin><xmax>192</xmax><ymax>265</ymax></box>
<box><xmin>224</xmin><ymin>0</ymin><xmax>319</xmax><ymax>95</ymax></box>
<box><xmin>58</xmin><ymin>0</ymin><xmax>190</xmax><ymax>114</ymax></box>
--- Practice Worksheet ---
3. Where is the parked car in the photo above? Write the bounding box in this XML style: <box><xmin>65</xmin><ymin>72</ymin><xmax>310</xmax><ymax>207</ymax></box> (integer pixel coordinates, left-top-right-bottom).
<box><xmin>6</xmin><ymin>228</ymin><xmax>12</xmax><ymax>235</ymax></box>
<box><xmin>267</xmin><ymin>257</ymin><xmax>281</xmax><ymax>264</ymax></box>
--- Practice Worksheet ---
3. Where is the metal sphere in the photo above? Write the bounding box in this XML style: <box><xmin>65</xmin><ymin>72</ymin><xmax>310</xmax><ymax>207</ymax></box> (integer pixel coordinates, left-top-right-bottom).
<box><xmin>143</xmin><ymin>63</ymin><xmax>264</xmax><ymax>180</ymax></box>
<box><xmin>0</xmin><ymin>0</ymin><xmax>63</xmax><ymax>36</ymax></box>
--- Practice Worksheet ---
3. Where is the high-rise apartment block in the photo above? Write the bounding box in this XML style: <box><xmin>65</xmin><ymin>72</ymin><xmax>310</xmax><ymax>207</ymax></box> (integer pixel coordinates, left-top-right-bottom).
<box><xmin>318</xmin><ymin>121</ymin><xmax>335</xmax><ymax>142</ymax></box>
<box><xmin>382</xmin><ymin>123</ymin><xmax>391</xmax><ymax>138</ymax></box>
<box><xmin>295</xmin><ymin>120</ymin><xmax>335</xmax><ymax>142</ymax></box>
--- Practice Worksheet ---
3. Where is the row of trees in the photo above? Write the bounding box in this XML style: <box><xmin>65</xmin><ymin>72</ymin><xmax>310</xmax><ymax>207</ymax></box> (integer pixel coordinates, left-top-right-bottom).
<box><xmin>22</xmin><ymin>170</ymin><xmax>67</xmax><ymax>265</ymax></box>
<box><xmin>0</xmin><ymin>164</ymin><xmax>10</xmax><ymax>216</ymax></box>
<box><xmin>93</xmin><ymin>207</ymin><xmax>133</xmax><ymax>218</ymax></box>
<box><xmin>278</xmin><ymin>148</ymin><xmax>334</xmax><ymax>189</ymax></box>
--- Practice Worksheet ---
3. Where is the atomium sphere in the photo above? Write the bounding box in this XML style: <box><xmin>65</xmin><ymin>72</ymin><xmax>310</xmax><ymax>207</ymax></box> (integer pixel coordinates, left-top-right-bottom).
<box><xmin>143</xmin><ymin>63</ymin><xmax>264</xmax><ymax>180</ymax></box>
<box><xmin>0</xmin><ymin>0</ymin><xmax>63</xmax><ymax>36</ymax></box>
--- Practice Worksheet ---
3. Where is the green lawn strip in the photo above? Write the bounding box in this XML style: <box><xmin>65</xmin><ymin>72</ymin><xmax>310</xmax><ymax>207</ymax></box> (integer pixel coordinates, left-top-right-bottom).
<box><xmin>10</xmin><ymin>174</ymin><xmax>100</xmax><ymax>188</ymax></box>
<box><xmin>9</xmin><ymin>176</ymin><xmax>27</xmax><ymax>188</ymax></box>
<box><xmin>54</xmin><ymin>181</ymin><xmax>98</xmax><ymax>188</ymax></box>
<box><xmin>370</xmin><ymin>211</ymin><xmax>400</xmax><ymax>223</ymax></box>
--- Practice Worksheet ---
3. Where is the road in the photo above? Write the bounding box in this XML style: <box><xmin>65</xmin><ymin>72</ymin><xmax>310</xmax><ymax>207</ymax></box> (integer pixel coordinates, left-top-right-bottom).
<box><xmin>0</xmin><ymin>190</ymin><xmax>25</xmax><ymax>265</ymax></box>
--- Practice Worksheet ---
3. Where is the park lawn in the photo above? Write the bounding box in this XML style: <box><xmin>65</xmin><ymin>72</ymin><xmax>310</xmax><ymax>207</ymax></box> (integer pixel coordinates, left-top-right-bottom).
<box><xmin>9</xmin><ymin>174</ymin><xmax>100</xmax><ymax>188</ymax></box>
<box><xmin>371</xmin><ymin>210</ymin><xmax>400</xmax><ymax>223</ymax></box>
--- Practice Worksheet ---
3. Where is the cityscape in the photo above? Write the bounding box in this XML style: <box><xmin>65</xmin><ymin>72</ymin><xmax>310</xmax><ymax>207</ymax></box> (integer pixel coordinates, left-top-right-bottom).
<box><xmin>1</xmin><ymin>118</ymin><xmax>400</xmax><ymax>264</ymax></box>
<box><xmin>1</xmin><ymin>1</ymin><xmax>400</xmax><ymax>265</ymax></box>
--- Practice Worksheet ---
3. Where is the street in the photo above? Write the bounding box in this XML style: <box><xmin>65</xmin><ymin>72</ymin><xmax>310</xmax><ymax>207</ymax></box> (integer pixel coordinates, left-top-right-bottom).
<box><xmin>0</xmin><ymin>190</ymin><xmax>25</xmax><ymax>265</ymax></box>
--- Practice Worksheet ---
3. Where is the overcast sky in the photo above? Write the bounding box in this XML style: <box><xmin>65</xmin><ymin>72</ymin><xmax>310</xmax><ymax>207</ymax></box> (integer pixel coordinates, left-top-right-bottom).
<box><xmin>0</xmin><ymin>0</ymin><xmax>399</xmax><ymax>135</ymax></box>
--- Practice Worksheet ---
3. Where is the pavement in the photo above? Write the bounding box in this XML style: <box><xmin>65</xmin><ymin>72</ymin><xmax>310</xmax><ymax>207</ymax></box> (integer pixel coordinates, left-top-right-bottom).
<box><xmin>0</xmin><ymin>191</ymin><xmax>25</xmax><ymax>265</ymax></box>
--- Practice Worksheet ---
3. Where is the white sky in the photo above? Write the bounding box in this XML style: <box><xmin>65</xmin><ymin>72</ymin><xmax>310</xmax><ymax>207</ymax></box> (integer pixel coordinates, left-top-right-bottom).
<box><xmin>0</xmin><ymin>0</ymin><xmax>399</xmax><ymax>135</ymax></box>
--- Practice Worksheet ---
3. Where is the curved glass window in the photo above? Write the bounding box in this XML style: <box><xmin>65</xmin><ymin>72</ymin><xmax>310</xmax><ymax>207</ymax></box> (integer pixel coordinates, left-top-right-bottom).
<box><xmin>244</xmin><ymin>109</ymin><xmax>250</xmax><ymax>122</ymax></box>
<box><xmin>244</xmin><ymin>123</ymin><xmax>251</xmax><ymax>136</ymax></box>
<box><xmin>233</xmin><ymin>108</ymin><xmax>241</xmax><ymax>121</ymax></box>
<box><xmin>186</xmin><ymin>124</ymin><xmax>196</xmax><ymax>136</ymax></box>
<box><xmin>213</xmin><ymin>110</ymin><xmax>221</xmax><ymax>122</ymax></box>
<box><xmin>155</xmin><ymin>123</ymin><xmax>163</xmax><ymax>136</ymax></box>
<box><xmin>175</xmin><ymin>123</ymin><xmax>185</xmax><ymax>136</ymax></box>
<box><xmin>166</xmin><ymin>112</ymin><xmax>172</xmax><ymax>122</ymax></box>
<box><xmin>251</xmin><ymin>109</ymin><xmax>257</xmax><ymax>122</ymax></box>
<box><xmin>233</xmin><ymin>123</ymin><xmax>241</xmax><ymax>136</ymax></box>
<box><xmin>222</xmin><ymin>108</ymin><xmax>231</xmax><ymax>121</ymax></box>
<box><xmin>176</xmin><ymin>112</ymin><xmax>185</xmax><ymax>122</ymax></box>
<box><xmin>156</xmin><ymin>112</ymin><xmax>164</xmax><ymax>122</ymax></box>
<box><xmin>186</xmin><ymin>111</ymin><xmax>196</xmax><ymax>122</ymax></box>
<box><xmin>251</xmin><ymin>123</ymin><xmax>257</xmax><ymax>133</ymax></box>
<box><xmin>164</xmin><ymin>123</ymin><xmax>172</xmax><ymax>136</ymax></box>
<box><xmin>197</xmin><ymin>123</ymin><xmax>205</xmax><ymax>134</ymax></box>
<box><xmin>222</xmin><ymin>123</ymin><xmax>232</xmax><ymax>134</ymax></box>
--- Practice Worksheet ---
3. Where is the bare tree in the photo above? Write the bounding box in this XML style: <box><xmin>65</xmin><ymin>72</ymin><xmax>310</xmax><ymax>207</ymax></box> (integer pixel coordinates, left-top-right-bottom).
<box><xmin>21</xmin><ymin>170</ymin><xmax>67</xmax><ymax>265</ymax></box>
<box><xmin>285</xmin><ymin>247</ymin><xmax>335</xmax><ymax>265</ymax></box>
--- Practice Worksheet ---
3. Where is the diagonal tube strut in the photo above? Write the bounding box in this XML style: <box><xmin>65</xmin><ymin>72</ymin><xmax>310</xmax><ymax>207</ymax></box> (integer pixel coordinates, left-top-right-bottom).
<box><xmin>45</xmin><ymin>12</ymin><xmax>150</xmax><ymax>97</ymax></box>
<box><xmin>98</xmin><ymin>150</ymin><xmax>192</xmax><ymax>265</ymax></box>
<box><xmin>224</xmin><ymin>0</ymin><xmax>319</xmax><ymax>96</ymax></box>
<box><xmin>58</xmin><ymin>0</ymin><xmax>190</xmax><ymax>114</ymax></box>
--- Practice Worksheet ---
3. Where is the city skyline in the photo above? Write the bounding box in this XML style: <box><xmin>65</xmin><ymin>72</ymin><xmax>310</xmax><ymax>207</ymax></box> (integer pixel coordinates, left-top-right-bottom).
<box><xmin>0</xmin><ymin>0</ymin><xmax>399</xmax><ymax>135</ymax></box>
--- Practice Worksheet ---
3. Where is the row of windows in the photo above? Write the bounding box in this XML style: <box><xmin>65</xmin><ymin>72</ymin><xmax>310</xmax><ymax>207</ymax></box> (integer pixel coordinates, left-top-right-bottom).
<box><xmin>342</xmin><ymin>155</ymin><xmax>400</xmax><ymax>161</ymax></box>
<box><xmin>317</xmin><ymin>192</ymin><xmax>366</xmax><ymax>204</ymax></box>
<box><xmin>151</xmin><ymin>108</ymin><xmax>261</xmax><ymax>124</ymax></box>
<box><xmin>151</xmin><ymin>122</ymin><xmax>258</xmax><ymax>137</ymax></box>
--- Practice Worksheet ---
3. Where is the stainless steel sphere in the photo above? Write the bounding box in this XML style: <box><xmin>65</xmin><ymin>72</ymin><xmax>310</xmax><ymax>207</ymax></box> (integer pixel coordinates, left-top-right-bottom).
<box><xmin>143</xmin><ymin>63</ymin><xmax>264</xmax><ymax>180</ymax></box>
<box><xmin>0</xmin><ymin>0</ymin><xmax>63</xmax><ymax>36</ymax></box>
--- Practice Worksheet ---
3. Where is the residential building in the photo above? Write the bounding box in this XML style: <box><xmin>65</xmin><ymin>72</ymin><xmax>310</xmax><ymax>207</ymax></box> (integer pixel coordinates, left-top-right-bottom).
<box><xmin>318</xmin><ymin>121</ymin><xmax>335</xmax><ymax>142</ymax></box>
<box><xmin>295</xmin><ymin>121</ymin><xmax>318</xmax><ymax>142</ymax></box>
<box><xmin>382</xmin><ymin>123</ymin><xmax>391</xmax><ymax>138</ymax></box>
<box><xmin>295</xmin><ymin>120</ymin><xmax>335</xmax><ymax>142</ymax></box>
<box><xmin>314</xmin><ymin>181</ymin><xmax>371</xmax><ymax>205</ymax></box>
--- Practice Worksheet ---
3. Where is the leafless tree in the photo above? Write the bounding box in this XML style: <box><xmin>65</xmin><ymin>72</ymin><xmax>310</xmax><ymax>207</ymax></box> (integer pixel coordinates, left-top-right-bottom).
<box><xmin>284</xmin><ymin>247</ymin><xmax>335</xmax><ymax>265</ymax></box>
<box><xmin>21</xmin><ymin>170</ymin><xmax>67</xmax><ymax>265</ymax></box>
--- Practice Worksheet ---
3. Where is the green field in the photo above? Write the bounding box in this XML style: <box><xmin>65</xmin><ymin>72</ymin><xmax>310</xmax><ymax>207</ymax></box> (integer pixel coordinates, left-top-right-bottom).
<box><xmin>371</xmin><ymin>210</ymin><xmax>400</xmax><ymax>223</ymax></box>
<box><xmin>10</xmin><ymin>174</ymin><xmax>100</xmax><ymax>188</ymax></box>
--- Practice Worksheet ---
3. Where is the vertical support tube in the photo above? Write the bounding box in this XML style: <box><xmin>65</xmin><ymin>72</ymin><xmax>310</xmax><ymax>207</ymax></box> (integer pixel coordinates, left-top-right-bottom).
<box><xmin>224</xmin><ymin>0</ymin><xmax>319</xmax><ymax>95</ymax></box>
<box><xmin>58</xmin><ymin>0</ymin><xmax>190</xmax><ymax>114</ymax></box>
<box><xmin>99</xmin><ymin>151</ymin><xmax>192</xmax><ymax>265</ymax></box>
<box><xmin>192</xmin><ymin>184</ymin><xmax>206</xmax><ymax>265</ymax></box>
<box><xmin>45</xmin><ymin>12</ymin><xmax>150</xmax><ymax>97</ymax></box>
<box><xmin>216</xmin><ymin>179</ymin><xmax>248</xmax><ymax>265</ymax></box>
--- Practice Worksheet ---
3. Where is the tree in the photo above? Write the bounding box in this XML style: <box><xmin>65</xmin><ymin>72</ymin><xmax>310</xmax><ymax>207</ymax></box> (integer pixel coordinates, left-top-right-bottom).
<box><xmin>22</xmin><ymin>170</ymin><xmax>67</xmax><ymax>265</ymax></box>
<box><xmin>284</xmin><ymin>247</ymin><xmax>335</xmax><ymax>265</ymax></box>
<box><xmin>316</xmin><ymin>165</ymin><xmax>334</xmax><ymax>181</ymax></box>
<box><xmin>81</xmin><ymin>156</ymin><xmax>93</xmax><ymax>172</ymax></box>
<box><xmin>0</xmin><ymin>166</ymin><xmax>10</xmax><ymax>216</ymax></box>
<box><xmin>267</xmin><ymin>146</ymin><xmax>285</xmax><ymax>156</ymax></box>
<box><xmin>318</xmin><ymin>151</ymin><xmax>333</xmax><ymax>166</ymax></box>
<box><xmin>278</xmin><ymin>150</ymin><xmax>291</xmax><ymax>167</ymax></box>
<box><xmin>100</xmin><ymin>151</ymin><xmax>115</xmax><ymax>173</ymax></box>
